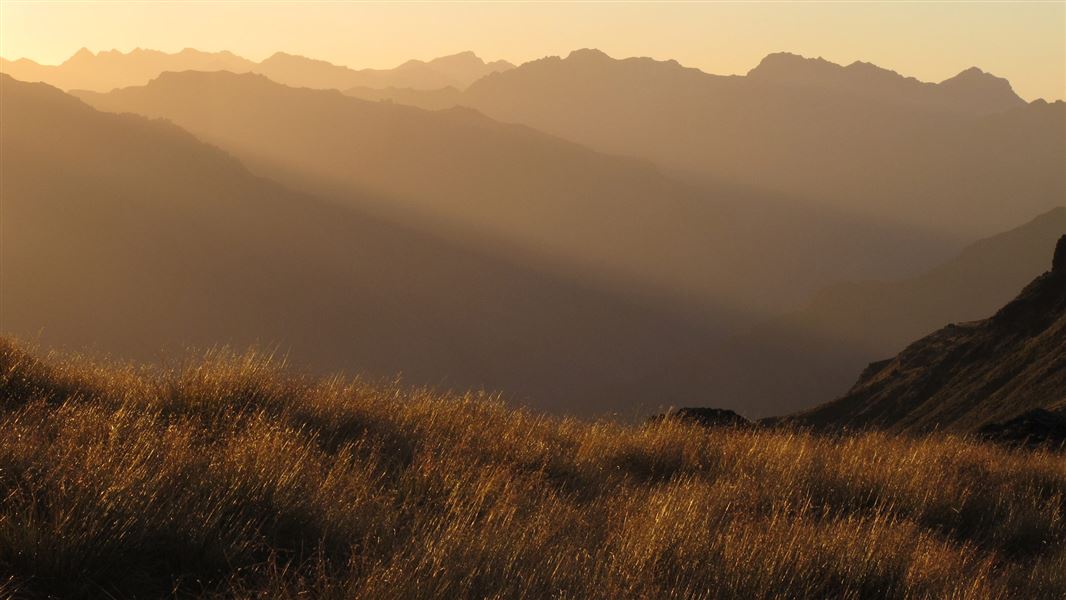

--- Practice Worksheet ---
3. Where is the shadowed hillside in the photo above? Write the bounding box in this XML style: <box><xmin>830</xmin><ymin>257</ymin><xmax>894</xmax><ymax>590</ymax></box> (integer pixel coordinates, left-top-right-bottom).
<box><xmin>1</xmin><ymin>74</ymin><xmax>740</xmax><ymax>416</ymax></box>
<box><xmin>366</xmin><ymin>49</ymin><xmax>1064</xmax><ymax>242</ymax></box>
<box><xmin>1</xmin><ymin>338</ymin><xmax>1064</xmax><ymax>598</ymax></box>
<box><xmin>785</xmin><ymin>236</ymin><xmax>1066</xmax><ymax>432</ymax></box>
<box><xmin>703</xmin><ymin>207</ymin><xmax>1066</xmax><ymax>418</ymax></box>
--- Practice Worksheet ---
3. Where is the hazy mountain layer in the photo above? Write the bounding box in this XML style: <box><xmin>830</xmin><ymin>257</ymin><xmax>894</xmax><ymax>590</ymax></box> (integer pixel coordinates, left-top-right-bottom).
<box><xmin>361</xmin><ymin>49</ymin><xmax>1063</xmax><ymax>241</ymax></box>
<box><xmin>746</xmin><ymin>52</ymin><xmax>1025</xmax><ymax>114</ymax></box>
<box><xmin>345</xmin><ymin>85</ymin><xmax>464</xmax><ymax>110</ymax></box>
<box><xmin>783</xmin><ymin>236</ymin><xmax>1066</xmax><ymax>432</ymax></box>
<box><xmin>0</xmin><ymin>48</ymin><xmax>255</xmax><ymax>91</ymax></box>
<box><xmin>0</xmin><ymin>48</ymin><xmax>512</xmax><ymax>92</ymax></box>
<box><xmin>1</xmin><ymin>74</ymin><xmax>733</xmax><ymax>416</ymax></box>
<box><xmin>255</xmin><ymin>50</ymin><xmax>513</xmax><ymax>90</ymax></box>
<box><xmin>76</xmin><ymin>70</ymin><xmax>954</xmax><ymax>322</ymax></box>
<box><xmin>700</xmin><ymin>208</ymin><xmax>1065</xmax><ymax>418</ymax></box>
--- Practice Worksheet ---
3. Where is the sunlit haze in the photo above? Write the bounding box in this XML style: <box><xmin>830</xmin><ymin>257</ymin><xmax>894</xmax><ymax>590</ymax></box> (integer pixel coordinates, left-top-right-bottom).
<box><xmin>4</xmin><ymin>1</ymin><xmax>1066</xmax><ymax>596</ymax></box>
<box><xmin>2</xmin><ymin>0</ymin><xmax>1064</xmax><ymax>101</ymax></box>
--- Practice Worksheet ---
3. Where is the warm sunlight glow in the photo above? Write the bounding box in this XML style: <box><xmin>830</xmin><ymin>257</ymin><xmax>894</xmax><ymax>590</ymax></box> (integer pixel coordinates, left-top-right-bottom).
<box><xmin>1</xmin><ymin>3</ymin><xmax>1065</xmax><ymax>595</ymax></box>
<box><xmin>2</xmin><ymin>1</ymin><xmax>1064</xmax><ymax>101</ymax></box>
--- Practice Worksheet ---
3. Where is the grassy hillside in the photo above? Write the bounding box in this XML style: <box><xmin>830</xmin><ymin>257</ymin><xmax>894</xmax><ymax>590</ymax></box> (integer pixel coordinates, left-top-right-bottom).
<box><xmin>2</xmin><ymin>339</ymin><xmax>1064</xmax><ymax>599</ymax></box>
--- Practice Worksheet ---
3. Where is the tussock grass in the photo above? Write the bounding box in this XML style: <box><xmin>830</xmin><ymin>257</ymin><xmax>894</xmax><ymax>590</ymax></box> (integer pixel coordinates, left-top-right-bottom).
<box><xmin>0</xmin><ymin>338</ymin><xmax>1063</xmax><ymax>599</ymax></box>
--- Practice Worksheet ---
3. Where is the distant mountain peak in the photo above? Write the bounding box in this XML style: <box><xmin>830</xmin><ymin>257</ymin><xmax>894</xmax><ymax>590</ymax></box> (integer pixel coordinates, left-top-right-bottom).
<box><xmin>1054</xmin><ymin>236</ymin><xmax>1066</xmax><ymax>274</ymax></box>
<box><xmin>178</xmin><ymin>47</ymin><xmax>213</xmax><ymax>56</ymax></box>
<box><xmin>746</xmin><ymin>51</ymin><xmax>1024</xmax><ymax>113</ymax></box>
<box><xmin>264</xmin><ymin>51</ymin><xmax>302</xmax><ymax>61</ymax></box>
<box><xmin>437</xmin><ymin>50</ymin><xmax>478</xmax><ymax>60</ymax></box>
<box><xmin>566</xmin><ymin>48</ymin><xmax>612</xmax><ymax>61</ymax></box>
<box><xmin>938</xmin><ymin>66</ymin><xmax>1023</xmax><ymax>110</ymax></box>
<box><xmin>750</xmin><ymin>52</ymin><xmax>909</xmax><ymax>83</ymax></box>
<box><xmin>67</xmin><ymin>47</ymin><xmax>96</xmax><ymax>63</ymax></box>
<box><xmin>747</xmin><ymin>52</ymin><xmax>833</xmax><ymax>76</ymax></box>
<box><xmin>957</xmin><ymin>65</ymin><xmax>987</xmax><ymax>77</ymax></box>
<box><xmin>425</xmin><ymin>51</ymin><xmax>485</xmax><ymax>68</ymax></box>
<box><xmin>844</xmin><ymin>59</ymin><xmax>906</xmax><ymax>79</ymax></box>
<box><xmin>263</xmin><ymin>51</ymin><xmax>336</xmax><ymax>64</ymax></box>
<box><xmin>940</xmin><ymin>65</ymin><xmax>1012</xmax><ymax>89</ymax></box>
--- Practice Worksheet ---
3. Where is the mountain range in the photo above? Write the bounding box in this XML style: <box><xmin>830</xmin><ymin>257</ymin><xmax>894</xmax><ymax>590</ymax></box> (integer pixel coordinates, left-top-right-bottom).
<box><xmin>3</xmin><ymin>46</ymin><xmax>1063</xmax><ymax>420</ymax></box>
<box><xmin>0</xmin><ymin>47</ymin><xmax>513</xmax><ymax>92</ymax></box>
<box><xmin>10</xmin><ymin>46</ymin><xmax>1059</xmax><ymax>244</ymax></box>
<box><xmin>74</xmin><ymin>69</ymin><xmax>952</xmax><ymax>323</ymax></box>
<box><xmin>253</xmin><ymin>50</ymin><xmax>513</xmax><ymax>91</ymax></box>
<box><xmin>355</xmin><ymin>49</ymin><xmax>1064</xmax><ymax>243</ymax></box>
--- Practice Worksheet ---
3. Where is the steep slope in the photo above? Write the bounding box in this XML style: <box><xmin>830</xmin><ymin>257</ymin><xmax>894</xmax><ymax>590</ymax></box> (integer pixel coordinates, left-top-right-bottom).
<box><xmin>439</xmin><ymin>49</ymin><xmax>1064</xmax><ymax>241</ymax></box>
<box><xmin>704</xmin><ymin>207</ymin><xmax>1066</xmax><ymax>418</ymax></box>
<box><xmin>0</xmin><ymin>47</ymin><xmax>512</xmax><ymax>93</ymax></box>
<box><xmin>76</xmin><ymin>70</ymin><xmax>954</xmax><ymax>322</ymax></box>
<box><xmin>785</xmin><ymin>236</ymin><xmax>1066</xmax><ymax>432</ymax></box>
<box><xmin>0</xmin><ymin>74</ymin><xmax>737</xmax><ymax>416</ymax></box>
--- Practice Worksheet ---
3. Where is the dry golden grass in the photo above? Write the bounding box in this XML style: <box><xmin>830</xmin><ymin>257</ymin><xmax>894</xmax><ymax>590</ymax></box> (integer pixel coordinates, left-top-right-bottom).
<box><xmin>0</xmin><ymin>338</ymin><xmax>1063</xmax><ymax>599</ymax></box>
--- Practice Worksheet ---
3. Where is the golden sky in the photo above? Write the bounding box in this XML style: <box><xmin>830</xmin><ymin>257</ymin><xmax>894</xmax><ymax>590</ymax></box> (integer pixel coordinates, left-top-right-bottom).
<box><xmin>2</xmin><ymin>1</ymin><xmax>1064</xmax><ymax>101</ymax></box>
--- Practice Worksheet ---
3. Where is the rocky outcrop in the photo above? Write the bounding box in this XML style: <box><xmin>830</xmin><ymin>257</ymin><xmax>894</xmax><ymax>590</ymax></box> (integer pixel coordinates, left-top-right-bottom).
<box><xmin>649</xmin><ymin>407</ymin><xmax>750</xmax><ymax>428</ymax></box>
<box><xmin>783</xmin><ymin>235</ymin><xmax>1066</xmax><ymax>433</ymax></box>
<box><xmin>978</xmin><ymin>408</ymin><xmax>1066</xmax><ymax>449</ymax></box>
<box><xmin>1053</xmin><ymin>234</ymin><xmax>1066</xmax><ymax>273</ymax></box>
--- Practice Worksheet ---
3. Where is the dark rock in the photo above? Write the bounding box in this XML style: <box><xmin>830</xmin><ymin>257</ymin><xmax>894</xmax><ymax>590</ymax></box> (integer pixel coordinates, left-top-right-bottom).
<box><xmin>649</xmin><ymin>407</ymin><xmax>750</xmax><ymax>428</ymax></box>
<box><xmin>978</xmin><ymin>409</ymin><xmax>1066</xmax><ymax>449</ymax></box>
<box><xmin>1053</xmin><ymin>235</ymin><xmax>1066</xmax><ymax>274</ymax></box>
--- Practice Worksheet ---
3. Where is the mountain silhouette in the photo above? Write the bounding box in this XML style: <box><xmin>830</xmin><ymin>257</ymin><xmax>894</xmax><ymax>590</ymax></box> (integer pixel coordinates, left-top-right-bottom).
<box><xmin>781</xmin><ymin>235</ymin><xmax>1066</xmax><ymax>432</ymax></box>
<box><xmin>4</xmin><ymin>45</ymin><xmax>1057</xmax><ymax>421</ymax></box>
<box><xmin>0</xmin><ymin>47</ymin><xmax>255</xmax><ymax>91</ymax></box>
<box><xmin>0</xmin><ymin>47</ymin><xmax>512</xmax><ymax>92</ymax></box>
<box><xmin>746</xmin><ymin>52</ymin><xmax>1025</xmax><ymax>114</ymax></box>
<box><xmin>362</xmin><ymin>49</ymin><xmax>1063</xmax><ymax>242</ymax></box>
<box><xmin>345</xmin><ymin>85</ymin><xmax>464</xmax><ymax>110</ymax></box>
<box><xmin>255</xmin><ymin>50</ymin><xmax>513</xmax><ymax>90</ymax></box>
<box><xmin>1</xmin><ymin>73</ymin><xmax>736</xmax><ymax>417</ymax></box>
<box><xmin>75</xmin><ymin>70</ymin><xmax>955</xmax><ymax>324</ymax></box>
<box><xmin>702</xmin><ymin>207</ymin><xmax>1066</xmax><ymax>418</ymax></box>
